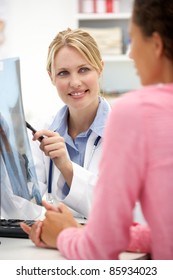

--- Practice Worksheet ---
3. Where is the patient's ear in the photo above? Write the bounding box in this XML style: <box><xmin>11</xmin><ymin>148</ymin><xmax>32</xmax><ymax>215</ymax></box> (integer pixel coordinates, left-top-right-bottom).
<box><xmin>152</xmin><ymin>32</ymin><xmax>164</xmax><ymax>58</ymax></box>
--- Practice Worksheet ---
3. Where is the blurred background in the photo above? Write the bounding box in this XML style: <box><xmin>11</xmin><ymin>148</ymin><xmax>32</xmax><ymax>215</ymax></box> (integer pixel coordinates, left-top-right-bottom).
<box><xmin>0</xmin><ymin>0</ymin><xmax>140</xmax><ymax>128</ymax></box>
<box><xmin>0</xmin><ymin>0</ymin><xmax>77</xmax><ymax>127</ymax></box>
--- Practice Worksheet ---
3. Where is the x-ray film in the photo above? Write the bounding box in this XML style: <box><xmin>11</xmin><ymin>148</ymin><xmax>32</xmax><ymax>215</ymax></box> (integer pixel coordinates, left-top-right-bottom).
<box><xmin>0</xmin><ymin>57</ymin><xmax>42</xmax><ymax>219</ymax></box>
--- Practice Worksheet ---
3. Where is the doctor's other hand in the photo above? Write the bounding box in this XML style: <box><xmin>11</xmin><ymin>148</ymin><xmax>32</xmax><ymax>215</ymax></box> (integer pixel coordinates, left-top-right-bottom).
<box><xmin>41</xmin><ymin>203</ymin><xmax>81</xmax><ymax>248</ymax></box>
<box><xmin>20</xmin><ymin>220</ymin><xmax>49</xmax><ymax>248</ymax></box>
<box><xmin>20</xmin><ymin>200</ymin><xmax>61</xmax><ymax>248</ymax></box>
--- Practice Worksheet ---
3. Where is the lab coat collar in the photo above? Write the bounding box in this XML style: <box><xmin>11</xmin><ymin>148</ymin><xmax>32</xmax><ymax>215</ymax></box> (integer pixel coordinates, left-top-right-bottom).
<box><xmin>48</xmin><ymin>96</ymin><xmax>111</xmax><ymax>137</ymax></box>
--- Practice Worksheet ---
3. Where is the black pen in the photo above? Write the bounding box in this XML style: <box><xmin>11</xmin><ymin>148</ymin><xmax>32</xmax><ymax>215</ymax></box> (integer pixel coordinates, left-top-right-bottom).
<box><xmin>25</xmin><ymin>121</ymin><xmax>44</xmax><ymax>142</ymax></box>
<box><xmin>86</xmin><ymin>135</ymin><xmax>101</xmax><ymax>169</ymax></box>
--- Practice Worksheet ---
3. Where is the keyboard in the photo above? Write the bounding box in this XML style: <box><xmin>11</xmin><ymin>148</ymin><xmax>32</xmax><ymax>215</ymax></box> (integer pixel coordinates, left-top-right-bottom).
<box><xmin>0</xmin><ymin>219</ymin><xmax>35</xmax><ymax>238</ymax></box>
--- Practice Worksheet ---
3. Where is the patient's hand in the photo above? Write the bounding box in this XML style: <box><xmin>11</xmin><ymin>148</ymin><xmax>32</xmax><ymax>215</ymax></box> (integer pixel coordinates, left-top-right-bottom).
<box><xmin>41</xmin><ymin>203</ymin><xmax>81</xmax><ymax>248</ymax></box>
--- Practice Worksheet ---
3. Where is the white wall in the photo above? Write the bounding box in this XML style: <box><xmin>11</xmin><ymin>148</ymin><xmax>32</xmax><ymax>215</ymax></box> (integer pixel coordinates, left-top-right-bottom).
<box><xmin>2</xmin><ymin>0</ymin><xmax>77</xmax><ymax>126</ymax></box>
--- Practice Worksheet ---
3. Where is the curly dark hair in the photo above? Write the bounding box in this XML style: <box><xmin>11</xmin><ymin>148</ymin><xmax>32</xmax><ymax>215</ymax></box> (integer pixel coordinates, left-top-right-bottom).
<box><xmin>132</xmin><ymin>0</ymin><xmax>173</xmax><ymax>61</ymax></box>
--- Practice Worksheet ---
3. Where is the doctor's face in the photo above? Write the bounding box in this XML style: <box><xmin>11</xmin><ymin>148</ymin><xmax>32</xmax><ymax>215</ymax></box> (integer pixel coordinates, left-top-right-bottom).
<box><xmin>50</xmin><ymin>46</ymin><xmax>100</xmax><ymax>112</ymax></box>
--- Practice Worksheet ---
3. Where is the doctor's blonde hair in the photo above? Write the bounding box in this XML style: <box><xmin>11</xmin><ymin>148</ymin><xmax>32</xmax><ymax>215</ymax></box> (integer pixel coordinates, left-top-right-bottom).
<box><xmin>46</xmin><ymin>28</ymin><xmax>103</xmax><ymax>81</ymax></box>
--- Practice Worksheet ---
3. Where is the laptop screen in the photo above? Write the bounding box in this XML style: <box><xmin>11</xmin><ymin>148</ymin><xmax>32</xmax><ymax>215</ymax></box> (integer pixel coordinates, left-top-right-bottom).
<box><xmin>0</xmin><ymin>57</ymin><xmax>42</xmax><ymax>220</ymax></box>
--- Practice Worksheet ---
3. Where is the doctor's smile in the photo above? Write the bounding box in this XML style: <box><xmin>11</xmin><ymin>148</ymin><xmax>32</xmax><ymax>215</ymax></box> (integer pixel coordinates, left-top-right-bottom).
<box><xmin>68</xmin><ymin>90</ymin><xmax>89</xmax><ymax>98</ymax></box>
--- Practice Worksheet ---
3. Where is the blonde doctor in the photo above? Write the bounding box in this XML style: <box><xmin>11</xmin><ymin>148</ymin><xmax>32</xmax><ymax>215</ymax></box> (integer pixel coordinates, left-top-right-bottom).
<box><xmin>31</xmin><ymin>28</ymin><xmax>111</xmax><ymax>218</ymax></box>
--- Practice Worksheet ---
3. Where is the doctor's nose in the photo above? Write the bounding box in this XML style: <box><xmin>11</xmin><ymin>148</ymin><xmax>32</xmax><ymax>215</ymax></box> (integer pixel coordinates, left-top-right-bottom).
<box><xmin>69</xmin><ymin>74</ymin><xmax>82</xmax><ymax>88</ymax></box>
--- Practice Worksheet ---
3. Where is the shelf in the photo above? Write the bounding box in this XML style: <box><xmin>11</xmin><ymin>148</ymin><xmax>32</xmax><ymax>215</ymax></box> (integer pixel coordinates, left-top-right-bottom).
<box><xmin>75</xmin><ymin>1</ymin><xmax>139</xmax><ymax>92</ymax></box>
<box><xmin>76</xmin><ymin>13</ymin><xmax>131</xmax><ymax>20</ymax></box>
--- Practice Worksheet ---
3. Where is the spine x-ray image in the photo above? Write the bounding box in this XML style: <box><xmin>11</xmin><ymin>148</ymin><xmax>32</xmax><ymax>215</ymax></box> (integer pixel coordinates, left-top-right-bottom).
<box><xmin>0</xmin><ymin>57</ymin><xmax>42</xmax><ymax>219</ymax></box>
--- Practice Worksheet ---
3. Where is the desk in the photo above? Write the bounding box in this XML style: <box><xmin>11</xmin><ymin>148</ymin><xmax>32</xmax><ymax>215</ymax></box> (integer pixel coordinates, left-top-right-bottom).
<box><xmin>0</xmin><ymin>237</ymin><xmax>66</xmax><ymax>260</ymax></box>
<box><xmin>0</xmin><ymin>237</ymin><xmax>149</xmax><ymax>260</ymax></box>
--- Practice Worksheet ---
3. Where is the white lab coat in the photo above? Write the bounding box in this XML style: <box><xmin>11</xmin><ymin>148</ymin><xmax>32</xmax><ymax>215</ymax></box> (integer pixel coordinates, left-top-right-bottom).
<box><xmin>29</xmin><ymin>97</ymin><xmax>111</xmax><ymax>219</ymax></box>
<box><xmin>31</xmin><ymin>130</ymin><xmax>104</xmax><ymax>218</ymax></box>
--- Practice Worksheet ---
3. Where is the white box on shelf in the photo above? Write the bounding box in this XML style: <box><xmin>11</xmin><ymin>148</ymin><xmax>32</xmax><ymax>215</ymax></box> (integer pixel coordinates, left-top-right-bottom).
<box><xmin>96</xmin><ymin>0</ymin><xmax>106</xmax><ymax>13</ymax></box>
<box><xmin>81</xmin><ymin>0</ymin><xmax>93</xmax><ymax>13</ymax></box>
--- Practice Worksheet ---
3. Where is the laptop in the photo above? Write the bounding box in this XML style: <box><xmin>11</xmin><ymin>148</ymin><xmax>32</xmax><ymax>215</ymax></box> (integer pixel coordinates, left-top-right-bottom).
<box><xmin>0</xmin><ymin>57</ymin><xmax>42</xmax><ymax>237</ymax></box>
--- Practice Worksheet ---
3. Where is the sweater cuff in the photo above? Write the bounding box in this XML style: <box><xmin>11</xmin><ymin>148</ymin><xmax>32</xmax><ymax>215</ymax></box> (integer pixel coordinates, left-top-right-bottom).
<box><xmin>127</xmin><ymin>223</ymin><xmax>151</xmax><ymax>253</ymax></box>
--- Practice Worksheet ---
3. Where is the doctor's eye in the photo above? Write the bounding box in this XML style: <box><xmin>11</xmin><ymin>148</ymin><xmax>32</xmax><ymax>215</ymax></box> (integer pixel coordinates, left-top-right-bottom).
<box><xmin>79</xmin><ymin>67</ymin><xmax>91</xmax><ymax>74</ymax></box>
<box><xmin>57</xmin><ymin>70</ymin><xmax>69</xmax><ymax>77</ymax></box>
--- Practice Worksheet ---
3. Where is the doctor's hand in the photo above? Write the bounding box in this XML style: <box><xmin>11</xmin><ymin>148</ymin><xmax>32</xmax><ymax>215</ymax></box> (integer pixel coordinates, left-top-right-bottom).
<box><xmin>20</xmin><ymin>200</ymin><xmax>61</xmax><ymax>248</ymax></box>
<box><xmin>33</xmin><ymin>129</ymin><xmax>73</xmax><ymax>187</ymax></box>
<box><xmin>20</xmin><ymin>220</ymin><xmax>48</xmax><ymax>248</ymax></box>
<box><xmin>41</xmin><ymin>203</ymin><xmax>82</xmax><ymax>248</ymax></box>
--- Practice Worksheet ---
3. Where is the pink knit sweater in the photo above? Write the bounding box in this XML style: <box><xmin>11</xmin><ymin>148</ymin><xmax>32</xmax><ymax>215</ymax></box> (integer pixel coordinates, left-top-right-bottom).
<box><xmin>57</xmin><ymin>84</ymin><xmax>173</xmax><ymax>259</ymax></box>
